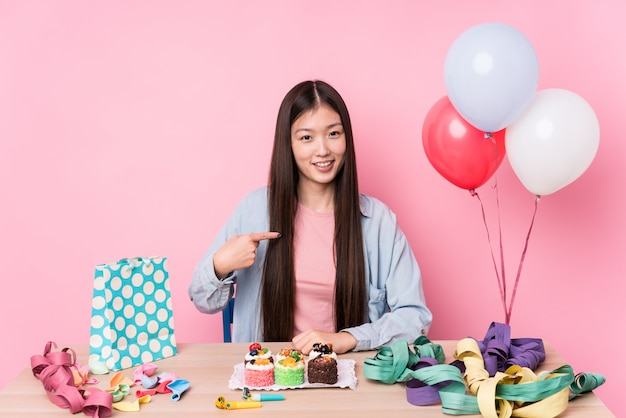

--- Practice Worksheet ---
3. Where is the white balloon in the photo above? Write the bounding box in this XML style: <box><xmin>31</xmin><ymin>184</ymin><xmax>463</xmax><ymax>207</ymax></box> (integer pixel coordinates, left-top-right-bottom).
<box><xmin>505</xmin><ymin>89</ymin><xmax>600</xmax><ymax>196</ymax></box>
<box><xmin>444</xmin><ymin>22</ymin><xmax>539</xmax><ymax>133</ymax></box>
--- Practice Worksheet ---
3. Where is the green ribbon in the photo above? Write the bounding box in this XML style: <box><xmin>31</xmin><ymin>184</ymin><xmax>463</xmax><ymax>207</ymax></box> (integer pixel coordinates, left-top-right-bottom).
<box><xmin>363</xmin><ymin>336</ymin><xmax>606</xmax><ymax>417</ymax></box>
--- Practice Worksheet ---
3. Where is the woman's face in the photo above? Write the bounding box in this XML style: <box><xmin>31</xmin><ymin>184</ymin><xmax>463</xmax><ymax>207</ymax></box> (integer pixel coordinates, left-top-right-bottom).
<box><xmin>290</xmin><ymin>104</ymin><xmax>346</xmax><ymax>190</ymax></box>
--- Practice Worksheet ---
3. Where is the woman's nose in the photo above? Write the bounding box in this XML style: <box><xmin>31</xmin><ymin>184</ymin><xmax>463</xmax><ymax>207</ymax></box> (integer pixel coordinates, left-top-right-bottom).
<box><xmin>316</xmin><ymin>138</ymin><xmax>330</xmax><ymax>155</ymax></box>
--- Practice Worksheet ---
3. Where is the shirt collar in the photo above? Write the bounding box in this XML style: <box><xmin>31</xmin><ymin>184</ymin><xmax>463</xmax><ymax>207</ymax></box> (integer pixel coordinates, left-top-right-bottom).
<box><xmin>359</xmin><ymin>194</ymin><xmax>372</xmax><ymax>218</ymax></box>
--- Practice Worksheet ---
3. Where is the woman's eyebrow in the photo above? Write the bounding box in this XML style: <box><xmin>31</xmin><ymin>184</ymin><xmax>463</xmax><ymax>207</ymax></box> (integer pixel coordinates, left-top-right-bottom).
<box><xmin>293</xmin><ymin>122</ymin><xmax>343</xmax><ymax>134</ymax></box>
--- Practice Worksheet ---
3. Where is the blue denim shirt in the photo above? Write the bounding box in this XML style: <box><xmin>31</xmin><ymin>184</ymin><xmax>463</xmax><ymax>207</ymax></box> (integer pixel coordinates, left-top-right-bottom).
<box><xmin>188</xmin><ymin>187</ymin><xmax>432</xmax><ymax>351</ymax></box>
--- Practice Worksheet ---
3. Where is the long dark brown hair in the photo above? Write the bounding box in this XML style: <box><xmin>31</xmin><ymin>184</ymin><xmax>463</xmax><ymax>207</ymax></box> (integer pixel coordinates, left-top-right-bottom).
<box><xmin>261</xmin><ymin>80</ymin><xmax>367</xmax><ymax>341</ymax></box>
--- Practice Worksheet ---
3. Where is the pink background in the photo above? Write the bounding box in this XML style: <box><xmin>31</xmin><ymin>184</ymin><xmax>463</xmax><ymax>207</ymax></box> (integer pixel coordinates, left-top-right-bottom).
<box><xmin>1</xmin><ymin>1</ymin><xmax>623</xmax><ymax>415</ymax></box>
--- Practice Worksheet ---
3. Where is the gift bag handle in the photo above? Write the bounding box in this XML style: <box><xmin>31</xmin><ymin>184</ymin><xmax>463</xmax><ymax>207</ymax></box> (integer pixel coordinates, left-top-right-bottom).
<box><xmin>118</xmin><ymin>257</ymin><xmax>149</xmax><ymax>264</ymax></box>
<box><xmin>118</xmin><ymin>257</ymin><xmax>154</xmax><ymax>274</ymax></box>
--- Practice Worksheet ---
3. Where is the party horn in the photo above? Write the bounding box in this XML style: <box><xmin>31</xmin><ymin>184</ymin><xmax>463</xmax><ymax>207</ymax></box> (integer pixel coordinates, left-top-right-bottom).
<box><xmin>242</xmin><ymin>387</ymin><xmax>285</xmax><ymax>401</ymax></box>
<box><xmin>216</xmin><ymin>396</ymin><xmax>262</xmax><ymax>410</ymax></box>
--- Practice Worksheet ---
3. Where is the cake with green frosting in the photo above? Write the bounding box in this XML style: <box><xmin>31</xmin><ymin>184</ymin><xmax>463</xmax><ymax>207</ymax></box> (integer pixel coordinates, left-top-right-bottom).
<box><xmin>274</xmin><ymin>348</ymin><xmax>305</xmax><ymax>386</ymax></box>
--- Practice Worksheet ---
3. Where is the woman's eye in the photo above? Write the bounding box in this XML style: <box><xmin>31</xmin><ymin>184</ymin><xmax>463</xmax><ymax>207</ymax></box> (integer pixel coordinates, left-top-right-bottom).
<box><xmin>329</xmin><ymin>130</ymin><xmax>342</xmax><ymax>137</ymax></box>
<box><xmin>301</xmin><ymin>135</ymin><xmax>312</xmax><ymax>141</ymax></box>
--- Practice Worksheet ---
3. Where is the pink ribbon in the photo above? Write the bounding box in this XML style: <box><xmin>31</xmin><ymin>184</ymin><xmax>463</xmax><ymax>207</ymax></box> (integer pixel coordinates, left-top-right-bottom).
<box><xmin>31</xmin><ymin>341</ymin><xmax>113</xmax><ymax>418</ymax></box>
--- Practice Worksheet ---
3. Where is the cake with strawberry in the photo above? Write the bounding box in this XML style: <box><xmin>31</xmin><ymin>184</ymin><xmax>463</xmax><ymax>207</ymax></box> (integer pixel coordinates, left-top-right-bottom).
<box><xmin>307</xmin><ymin>343</ymin><xmax>338</xmax><ymax>384</ymax></box>
<box><xmin>244</xmin><ymin>343</ymin><xmax>274</xmax><ymax>387</ymax></box>
<box><xmin>274</xmin><ymin>348</ymin><xmax>305</xmax><ymax>386</ymax></box>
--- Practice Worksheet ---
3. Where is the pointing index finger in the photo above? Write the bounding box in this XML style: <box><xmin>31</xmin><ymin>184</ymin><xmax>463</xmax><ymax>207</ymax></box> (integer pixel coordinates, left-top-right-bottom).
<box><xmin>249</xmin><ymin>232</ymin><xmax>282</xmax><ymax>242</ymax></box>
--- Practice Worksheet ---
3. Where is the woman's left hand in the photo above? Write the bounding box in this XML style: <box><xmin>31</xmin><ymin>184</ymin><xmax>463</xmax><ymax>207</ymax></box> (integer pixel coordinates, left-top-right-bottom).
<box><xmin>292</xmin><ymin>329</ymin><xmax>357</xmax><ymax>354</ymax></box>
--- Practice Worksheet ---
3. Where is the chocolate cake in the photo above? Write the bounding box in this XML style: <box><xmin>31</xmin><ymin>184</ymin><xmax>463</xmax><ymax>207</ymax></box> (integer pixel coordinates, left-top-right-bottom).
<box><xmin>307</xmin><ymin>343</ymin><xmax>338</xmax><ymax>384</ymax></box>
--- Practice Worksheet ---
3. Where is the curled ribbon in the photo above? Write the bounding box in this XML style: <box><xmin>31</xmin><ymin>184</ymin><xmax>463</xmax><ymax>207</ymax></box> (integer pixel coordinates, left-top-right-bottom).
<box><xmin>475</xmin><ymin>322</ymin><xmax>545</xmax><ymax>375</ymax></box>
<box><xmin>363</xmin><ymin>323</ymin><xmax>606</xmax><ymax>417</ymax></box>
<box><xmin>31</xmin><ymin>341</ymin><xmax>113</xmax><ymax>418</ymax></box>
<box><xmin>455</xmin><ymin>337</ymin><xmax>573</xmax><ymax>417</ymax></box>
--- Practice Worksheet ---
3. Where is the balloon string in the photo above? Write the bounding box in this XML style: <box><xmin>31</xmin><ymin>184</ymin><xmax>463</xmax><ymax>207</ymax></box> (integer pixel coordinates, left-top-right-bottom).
<box><xmin>484</xmin><ymin>132</ymin><xmax>508</xmax><ymax>321</ymax></box>
<box><xmin>506</xmin><ymin>195</ymin><xmax>540</xmax><ymax>323</ymax></box>
<box><xmin>470</xmin><ymin>189</ymin><xmax>507</xmax><ymax>320</ymax></box>
<box><xmin>488</xmin><ymin>132</ymin><xmax>509</xmax><ymax>323</ymax></box>
<box><xmin>492</xmin><ymin>170</ymin><xmax>508</xmax><ymax>324</ymax></box>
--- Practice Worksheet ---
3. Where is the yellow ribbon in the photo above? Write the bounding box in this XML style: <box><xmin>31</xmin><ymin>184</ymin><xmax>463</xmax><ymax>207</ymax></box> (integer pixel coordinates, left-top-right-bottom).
<box><xmin>454</xmin><ymin>338</ymin><xmax>570</xmax><ymax>418</ymax></box>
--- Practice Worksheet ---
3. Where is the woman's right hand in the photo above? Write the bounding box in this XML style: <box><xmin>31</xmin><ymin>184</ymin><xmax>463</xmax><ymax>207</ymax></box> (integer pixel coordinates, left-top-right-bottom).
<box><xmin>213</xmin><ymin>232</ymin><xmax>281</xmax><ymax>279</ymax></box>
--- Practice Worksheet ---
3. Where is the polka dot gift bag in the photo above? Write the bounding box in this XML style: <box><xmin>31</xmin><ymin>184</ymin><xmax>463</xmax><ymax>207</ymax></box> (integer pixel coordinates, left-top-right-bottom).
<box><xmin>89</xmin><ymin>257</ymin><xmax>177</xmax><ymax>371</ymax></box>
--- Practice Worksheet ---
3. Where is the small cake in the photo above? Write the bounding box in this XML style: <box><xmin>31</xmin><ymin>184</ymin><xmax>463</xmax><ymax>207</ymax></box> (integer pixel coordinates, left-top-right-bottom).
<box><xmin>274</xmin><ymin>348</ymin><xmax>305</xmax><ymax>386</ymax></box>
<box><xmin>244</xmin><ymin>343</ymin><xmax>274</xmax><ymax>387</ymax></box>
<box><xmin>244</xmin><ymin>342</ymin><xmax>272</xmax><ymax>364</ymax></box>
<box><xmin>307</xmin><ymin>343</ymin><xmax>338</xmax><ymax>384</ymax></box>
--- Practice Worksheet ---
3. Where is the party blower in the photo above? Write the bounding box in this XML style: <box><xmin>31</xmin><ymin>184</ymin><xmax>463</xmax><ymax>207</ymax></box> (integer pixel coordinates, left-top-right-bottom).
<box><xmin>242</xmin><ymin>387</ymin><xmax>285</xmax><ymax>401</ymax></box>
<box><xmin>215</xmin><ymin>396</ymin><xmax>261</xmax><ymax>410</ymax></box>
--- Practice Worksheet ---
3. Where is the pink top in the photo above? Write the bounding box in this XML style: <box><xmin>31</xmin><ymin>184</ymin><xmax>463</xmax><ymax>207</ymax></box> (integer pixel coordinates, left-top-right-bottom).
<box><xmin>292</xmin><ymin>203</ymin><xmax>336</xmax><ymax>336</ymax></box>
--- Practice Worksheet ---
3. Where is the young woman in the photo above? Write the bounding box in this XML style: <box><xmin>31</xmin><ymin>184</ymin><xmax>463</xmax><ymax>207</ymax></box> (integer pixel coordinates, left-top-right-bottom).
<box><xmin>189</xmin><ymin>80</ymin><xmax>432</xmax><ymax>354</ymax></box>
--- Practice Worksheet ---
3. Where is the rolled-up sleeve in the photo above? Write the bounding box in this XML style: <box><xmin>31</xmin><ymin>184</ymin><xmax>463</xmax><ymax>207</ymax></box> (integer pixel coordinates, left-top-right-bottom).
<box><xmin>188</xmin><ymin>225</ymin><xmax>237</xmax><ymax>314</ymax></box>
<box><xmin>188</xmin><ymin>187</ymin><xmax>269</xmax><ymax>315</ymax></box>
